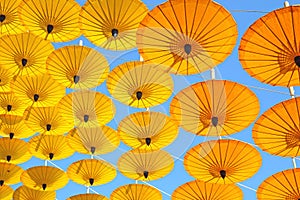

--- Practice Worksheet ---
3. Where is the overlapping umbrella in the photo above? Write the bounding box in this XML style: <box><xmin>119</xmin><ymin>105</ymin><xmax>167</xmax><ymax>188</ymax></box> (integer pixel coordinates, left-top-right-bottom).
<box><xmin>111</xmin><ymin>184</ymin><xmax>162</xmax><ymax>200</ymax></box>
<box><xmin>13</xmin><ymin>185</ymin><xmax>56</xmax><ymax>200</ymax></box>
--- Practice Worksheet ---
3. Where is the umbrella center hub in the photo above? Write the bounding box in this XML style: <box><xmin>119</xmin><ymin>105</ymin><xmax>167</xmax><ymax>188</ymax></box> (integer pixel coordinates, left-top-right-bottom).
<box><xmin>112</xmin><ymin>28</ymin><xmax>118</xmax><ymax>38</ymax></box>
<box><xmin>7</xmin><ymin>104</ymin><xmax>12</xmax><ymax>111</ymax></box>
<box><xmin>211</xmin><ymin>116</ymin><xmax>218</xmax><ymax>127</ymax></box>
<box><xmin>9</xmin><ymin>132</ymin><xmax>14</xmax><ymax>139</ymax></box>
<box><xmin>285</xmin><ymin>132</ymin><xmax>300</xmax><ymax>148</ymax></box>
<box><xmin>83</xmin><ymin>114</ymin><xmax>89</xmax><ymax>122</ymax></box>
<box><xmin>295</xmin><ymin>56</ymin><xmax>300</xmax><ymax>67</ymax></box>
<box><xmin>0</xmin><ymin>14</ymin><xmax>5</xmax><ymax>23</ymax></box>
<box><xmin>145</xmin><ymin>137</ymin><xmax>151</xmax><ymax>146</ymax></box>
<box><xmin>22</xmin><ymin>58</ymin><xmax>28</xmax><ymax>67</ymax></box>
<box><xmin>73</xmin><ymin>75</ymin><xmax>80</xmax><ymax>84</ymax></box>
<box><xmin>136</xmin><ymin>91</ymin><xmax>143</xmax><ymax>100</ymax></box>
<box><xmin>47</xmin><ymin>24</ymin><xmax>54</xmax><ymax>33</ymax></box>
<box><xmin>143</xmin><ymin>171</ymin><xmax>149</xmax><ymax>178</ymax></box>
<box><xmin>46</xmin><ymin>124</ymin><xmax>52</xmax><ymax>131</ymax></box>
<box><xmin>33</xmin><ymin>94</ymin><xmax>39</xmax><ymax>102</ymax></box>
<box><xmin>90</xmin><ymin>146</ymin><xmax>96</xmax><ymax>154</ymax></box>
<box><xmin>49</xmin><ymin>153</ymin><xmax>54</xmax><ymax>160</ymax></box>
<box><xmin>184</xmin><ymin>44</ymin><xmax>192</xmax><ymax>55</ymax></box>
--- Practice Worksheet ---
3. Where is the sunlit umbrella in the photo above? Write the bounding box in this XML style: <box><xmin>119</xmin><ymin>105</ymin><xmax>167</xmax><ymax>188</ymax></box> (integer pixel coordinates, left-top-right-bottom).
<box><xmin>67</xmin><ymin>159</ymin><xmax>116</xmax><ymax>186</ymax></box>
<box><xmin>46</xmin><ymin>45</ymin><xmax>109</xmax><ymax>89</ymax></box>
<box><xmin>29</xmin><ymin>135</ymin><xmax>74</xmax><ymax>160</ymax></box>
<box><xmin>67</xmin><ymin>194</ymin><xmax>108</xmax><ymax>200</ymax></box>
<box><xmin>24</xmin><ymin>106</ymin><xmax>73</xmax><ymax>135</ymax></box>
<box><xmin>0</xmin><ymin>162</ymin><xmax>23</xmax><ymax>185</ymax></box>
<box><xmin>170</xmin><ymin>80</ymin><xmax>260</xmax><ymax>136</ymax></box>
<box><xmin>0</xmin><ymin>138</ymin><xmax>32</xmax><ymax>164</ymax></box>
<box><xmin>66</xmin><ymin>126</ymin><xmax>120</xmax><ymax>155</ymax></box>
<box><xmin>0</xmin><ymin>0</ymin><xmax>25</xmax><ymax>36</ymax></box>
<box><xmin>0</xmin><ymin>67</ymin><xmax>14</xmax><ymax>92</ymax></box>
<box><xmin>0</xmin><ymin>32</ymin><xmax>54</xmax><ymax>77</ymax></box>
<box><xmin>107</xmin><ymin>61</ymin><xmax>173</xmax><ymax>108</ymax></box>
<box><xmin>136</xmin><ymin>0</ymin><xmax>237</xmax><ymax>75</ymax></box>
<box><xmin>184</xmin><ymin>139</ymin><xmax>262</xmax><ymax>184</ymax></box>
<box><xmin>13</xmin><ymin>185</ymin><xmax>56</xmax><ymax>200</ymax></box>
<box><xmin>21</xmin><ymin>166</ymin><xmax>69</xmax><ymax>191</ymax></box>
<box><xmin>118</xmin><ymin>111</ymin><xmax>179</xmax><ymax>150</ymax></box>
<box><xmin>172</xmin><ymin>179</ymin><xmax>243</xmax><ymax>200</ymax></box>
<box><xmin>0</xmin><ymin>92</ymin><xmax>27</xmax><ymax>116</ymax></box>
<box><xmin>253</xmin><ymin>97</ymin><xmax>300</xmax><ymax>157</ymax></box>
<box><xmin>118</xmin><ymin>149</ymin><xmax>174</xmax><ymax>181</ymax></box>
<box><xmin>0</xmin><ymin>185</ymin><xmax>13</xmax><ymax>200</ymax></box>
<box><xmin>19</xmin><ymin>0</ymin><xmax>81</xmax><ymax>42</ymax></box>
<box><xmin>110</xmin><ymin>184</ymin><xmax>162</xmax><ymax>200</ymax></box>
<box><xmin>0</xmin><ymin>115</ymin><xmax>34</xmax><ymax>139</ymax></box>
<box><xmin>58</xmin><ymin>90</ymin><xmax>115</xmax><ymax>127</ymax></box>
<box><xmin>79</xmin><ymin>0</ymin><xmax>148</xmax><ymax>50</ymax></box>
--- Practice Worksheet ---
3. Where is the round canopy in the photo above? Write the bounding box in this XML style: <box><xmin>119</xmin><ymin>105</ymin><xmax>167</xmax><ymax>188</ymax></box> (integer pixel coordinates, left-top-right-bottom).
<box><xmin>111</xmin><ymin>184</ymin><xmax>162</xmax><ymax>200</ymax></box>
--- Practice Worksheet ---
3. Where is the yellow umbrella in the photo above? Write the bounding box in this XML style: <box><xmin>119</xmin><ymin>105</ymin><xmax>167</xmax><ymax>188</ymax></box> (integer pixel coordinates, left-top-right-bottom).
<box><xmin>0</xmin><ymin>67</ymin><xmax>14</xmax><ymax>92</ymax></box>
<box><xmin>107</xmin><ymin>61</ymin><xmax>173</xmax><ymax>108</ymax></box>
<box><xmin>172</xmin><ymin>180</ymin><xmax>243</xmax><ymax>200</ymax></box>
<box><xmin>0</xmin><ymin>92</ymin><xmax>27</xmax><ymax>116</ymax></box>
<box><xmin>0</xmin><ymin>162</ymin><xmax>23</xmax><ymax>185</ymax></box>
<box><xmin>0</xmin><ymin>115</ymin><xmax>34</xmax><ymax>139</ymax></box>
<box><xmin>170</xmin><ymin>80</ymin><xmax>260</xmax><ymax>136</ymax></box>
<box><xmin>118</xmin><ymin>111</ymin><xmax>179</xmax><ymax>150</ymax></box>
<box><xmin>29</xmin><ymin>135</ymin><xmax>74</xmax><ymax>160</ymax></box>
<box><xmin>136</xmin><ymin>0</ymin><xmax>237</xmax><ymax>75</ymax></box>
<box><xmin>19</xmin><ymin>0</ymin><xmax>81</xmax><ymax>42</ymax></box>
<box><xmin>13</xmin><ymin>185</ymin><xmax>56</xmax><ymax>200</ymax></box>
<box><xmin>0</xmin><ymin>138</ymin><xmax>32</xmax><ymax>164</ymax></box>
<box><xmin>58</xmin><ymin>90</ymin><xmax>115</xmax><ymax>127</ymax></box>
<box><xmin>0</xmin><ymin>0</ymin><xmax>25</xmax><ymax>36</ymax></box>
<box><xmin>21</xmin><ymin>166</ymin><xmax>69</xmax><ymax>191</ymax></box>
<box><xmin>184</xmin><ymin>139</ymin><xmax>262</xmax><ymax>184</ymax></box>
<box><xmin>24</xmin><ymin>106</ymin><xmax>73</xmax><ymax>135</ymax></box>
<box><xmin>46</xmin><ymin>45</ymin><xmax>109</xmax><ymax>89</ymax></box>
<box><xmin>67</xmin><ymin>159</ymin><xmax>116</xmax><ymax>186</ymax></box>
<box><xmin>118</xmin><ymin>149</ymin><xmax>174</xmax><ymax>181</ymax></box>
<box><xmin>0</xmin><ymin>32</ymin><xmax>54</xmax><ymax>77</ymax></box>
<box><xmin>66</xmin><ymin>126</ymin><xmax>120</xmax><ymax>155</ymax></box>
<box><xmin>0</xmin><ymin>185</ymin><xmax>13</xmax><ymax>200</ymax></box>
<box><xmin>67</xmin><ymin>194</ymin><xmax>108</xmax><ymax>200</ymax></box>
<box><xmin>110</xmin><ymin>184</ymin><xmax>162</xmax><ymax>200</ymax></box>
<box><xmin>79</xmin><ymin>0</ymin><xmax>148</xmax><ymax>50</ymax></box>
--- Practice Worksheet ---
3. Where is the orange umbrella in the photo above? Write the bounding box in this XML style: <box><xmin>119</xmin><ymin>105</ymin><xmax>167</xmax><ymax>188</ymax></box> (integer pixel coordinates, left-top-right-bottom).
<box><xmin>0</xmin><ymin>115</ymin><xmax>34</xmax><ymax>139</ymax></box>
<box><xmin>0</xmin><ymin>162</ymin><xmax>23</xmax><ymax>185</ymax></box>
<box><xmin>13</xmin><ymin>185</ymin><xmax>56</xmax><ymax>200</ymax></box>
<box><xmin>67</xmin><ymin>194</ymin><xmax>108</xmax><ymax>200</ymax></box>
<box><xmin>111</xmin><ymin>184</ymin><xmax>162</xmax><ymax>200</ymax></box>
<box><xmin>0</xmin><ymin>92</ymin><xmax>28</xmax><ymax>116</ymax></box>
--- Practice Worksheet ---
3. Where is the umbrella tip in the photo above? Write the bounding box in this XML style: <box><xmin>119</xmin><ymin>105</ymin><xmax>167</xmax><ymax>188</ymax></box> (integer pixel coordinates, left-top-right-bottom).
<box><xmin>0</xmin><ymin>14</ymin><xmax>5</xmax><ymax>23</ymax></box>
<box><xmin>46</xmin><ymin>124</ymin><xmax>52</xmax><ymax>131</ymax></box>
<box><xmin>145</xmin><ymin>137</ymin><xmax>151</xmax><ymax>146</ymax></box>
<box><xmin>89</xmin><ymin>178</ymin><xmax>94</xmax><ymax>186</ymax></box>
<box><xmin>294</xmin><ymin>56</ymin><xmax>300</xmax><ymax>67</ymax></box>
<box><xmin>143</xmin><ymin>171</ymin><xmax>149</xmax><ymax>179</ymax></box>
<box><xmin>91</xmin><ymin>146</ymin><xmax>96</xmax><ymax>154</ymax></box>
<box><xmin>73</xmin><ymin>75</ymin><xmax>80</xmax><ymax>84</ymax></box>
<box><xmin>184</xmin><ymin>44</ymin><xmax>192</xmax><ymax>55</ymax></box>
<box><xmin>211</xmin><ymin>116</ymin><xmax>218</xmax><ymax>127</ymax></box>
<box><xmin>0</xmin><ymin>180</ymin><xmax>4</xmax><ymax>186</ymax></box>
<box><xmin>6</xmin><ymin>155</ymin><xmax>11</xmax><ymax>162</ymax></box>
<box><xmin>47</xmin><ymin>24</ymin><xmax>54</xmax><ymax>33</ymax></box>
<box><xmin>84</xmin><ymin>114</ymin><xmax>89</xmax><ymax>122</ymax></box>
<box><xmin>136</xmin><ymin>91</ymin><xmax>142</xmax><ymax>100</ymax></box>
<box><xmin>33</xmin><ymin>94</ymin><xmax>39</xmax><ymax>102</ymax></box>
<box><xmin>21</xmin><ymin>58</ymin><xmax>27</xmax><ymax>67</ymax></box>
<box><xmin>42</xmin><ymin>183</ymin><xmax>47</xmax><ymax>190</ymax></box>
<box><xmin>7</xmin><ymin>104</ymin><xmax>12</xmax><ymax>112</ymax></box>
<box><xmin>9</xmin><ymin>132</ymin><xmax>14</xmax><ymax>139</ymax></box>
<box><xmin>111</xmin><ymin>28</ymin><xmax>118</xmax><ymax>38</ymax></box>
<box><xmin>220</xmin><ymin>170</ymin><xmax>226</xmax><ymax>179</ymax></box>
<box><xmin>49</xmin><ymin>153</ymin><xmax>54</xmax><ymax>160</ymax></box>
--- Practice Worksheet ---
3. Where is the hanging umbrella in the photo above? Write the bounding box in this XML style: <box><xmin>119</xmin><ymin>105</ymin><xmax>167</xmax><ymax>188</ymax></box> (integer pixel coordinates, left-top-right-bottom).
<box><xmin>172</xmin><ymin>179</ymin><xmax>243</xmax><ymax>200</ymax></box>
<box><xmin>21</xmin><ymin>166</ymin><xmax>69</xmax><ymax>191</ymax></box>
<box><xmin>136</xmin><ymin>0</ymin><xmax>237</xmax><ymax>75</ymax></box>
<box><xmin>0</xmin><ymin>115</ymin><xmax>34</xmax><ymax>139</ymax></box>
<box><xmin>0</xmin><ymin>32</ymin><xmax>54</xmax><ymax>77</ymax></box>
<box><xmin>79</xmin><ymin>0</ymin><xmax>148</xmax><ymax>50</ymax></box>
<box><xmin>0</xmin><ymin>185</ymin><xmax>13</xmax><ymax>200</ymax></box>
<box><xmin>118</xmin><ymin>149</ymin><xmax>174</xmax><ymax>181</ymax></box>
<box><xmin>24</xmin><ymin>106</ymin><xmax>74</xmax><ymax>135</ymax></box>
<box><xmin>66</xmin><ymin>126</ymin><xmax>120</xmax><ymax>155</ymax></box>
<box><xmin>118</xmin><ymin>111</ymin><xmax>179</xmax><ymax>150</ymax></box>
<box><xmin>46</xmin><ymin>45</ymin><xmax>109</xmax><ymax>89</ymax></box>
<box><xmin>29</xmin><ymin>135</ymin><xmax>74</xmax><ymax>161</ymax></box>
<box><xmin>0</xmin><ymin>138</ymin><xmax>32</xmax><ymax>164</ymax></box>
<box><xmin>11</xmin><ymin>74</ymin><xmax>65</xmax><ymax>108</ymax></box>
<box><xmin>184</xmin><ymin>139</ymin><xmax>262</xmax><ymax>184</ymax></box>
<box><xmin>0</xmin><ymin>0</ymin><xmax>25</xmax><ymax>36</ymax></box>
<box><xmin>170</xmin><ymin>80</ymin><xmax>260</xmax><ymax>136</ymax></box>
<box><xmin>110</xmin><ymin>184</ymin><xmax>162</xmax><ymax>200</ymax></box>
<box><xmin>19</xmin><ymin>0</ymin><xmax>81</xmax><ymax>42</ymax></box>
<box><xmin>0</xmin><ymin>92</ymin><xmax>28</xmax><ymax>116</ymax></box>
<box><xmin>0</xmin><ymin>67</ymin><xmax>14</xmax><ymax>92</ymax></box>
<box><xmin>13</xmin><ymin>185</ymin><xmax>56</xmax><ymax>200</ymax></box>
<box><xmin>0</xmin><ymin>162</ymin><xmax>23</xmax><ymax>185</ymax></box>
<box><xmin>58</xmin><ymin>90</ymin><xmax>115</xmax><ymax>127</ymax></box>
<box><xmin>67</xmin><ymin>159</ymin><xmax>116</xmax><ymax>186</ymax></box>
<box><xmin>257</xmin><ymin>168</ymin><xmax>300</xmax><ymax>199</ymax></box>
<box><xmin>253</xmin><ymin>97</ymin><xmax>300</xmax><ymax>157</ymax></box>
<box><xmin>239</xmin><ymin>6</ymin><xmax>300</xmax><ymax>86</ymax></box>
<box><xmin>67</xmin><ymin>194</ymin><xmax>108</xmax><ymax>200</ymax></box>
<box><xmin>107</xmin><ymin>61</ymin><xmax>173</xmax><ymax>108</ymax></box>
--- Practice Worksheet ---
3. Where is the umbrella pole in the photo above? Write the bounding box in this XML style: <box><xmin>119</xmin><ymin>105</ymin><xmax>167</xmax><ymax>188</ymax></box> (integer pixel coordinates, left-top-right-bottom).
<box><xmin>289</xmin><ymin>86</ymin><xmax>296</xmax><ymax>168</ymax></box>
<box><xmin>86</xmin><ymin>186</ymin><xmax>90</xmax><ymax>193</ymax></box>
<box><xmin>44</xmin><ymin>160</ymin><xmax>48</xmax><ymax>166</ymax></box>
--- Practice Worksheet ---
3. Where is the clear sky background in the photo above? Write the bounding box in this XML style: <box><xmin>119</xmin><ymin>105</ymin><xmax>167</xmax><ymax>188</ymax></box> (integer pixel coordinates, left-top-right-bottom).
<box><xmin>16</xmin><ymin>0</ymin><xmax>300</xmax><ymax>199</ymax></box>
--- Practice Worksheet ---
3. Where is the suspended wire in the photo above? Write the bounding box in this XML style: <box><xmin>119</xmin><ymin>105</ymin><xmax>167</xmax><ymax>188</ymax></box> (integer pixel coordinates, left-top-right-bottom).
<box><xmin>237</xmin><ymin>183</ymin><xmax>257</xmax><ymax>192</ymax></box>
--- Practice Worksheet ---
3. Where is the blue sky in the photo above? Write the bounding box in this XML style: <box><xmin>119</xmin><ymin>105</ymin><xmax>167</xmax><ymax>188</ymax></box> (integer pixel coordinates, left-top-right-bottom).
<box><xmin>16</xmin><ymin>0</ymin><xmax>300</xmax><ymax>199</ymax></box>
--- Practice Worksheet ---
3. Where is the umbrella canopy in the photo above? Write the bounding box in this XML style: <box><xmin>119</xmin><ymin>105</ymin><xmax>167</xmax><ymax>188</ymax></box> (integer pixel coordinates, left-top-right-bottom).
<box><xmin>24</xmin><ymin>106</ymin><xmax>73</xmax><ymax>135</ymax></box>
<box><xmin>79</xmin><ymin>0</ymin><xmax>148</xmax><ymax>50</ymax></box>
<box><xmin>67</xmin><ymin>159</ymin><xmax>116</xmax><ymax>186</ymax></box>
<box><xmin>184</xmin><ymin>139</ymin><xmax>262</xmax><ymax>184</ymax></box>
<box><xmin>118</xmin><ymin>149</ymin><xmax>174</xmax><ymax>181</ymax></box>
<box><xmin>0</xmin><ymin>32</ymin><xmax>54</xmax><ymax>77</ymax></box>
<box><xmin>0</xmin><ymin>67</ymin><xmax>14</xmax><ymax>92</ymax></box>
<box><xmin>107</xmin><ymin>61</ymin><xmax>173</xmax><ymax>108</ymax></box>
<box><xmin>239</xmin><ymin>6</ymin><xmax>300</xmax><ymax>86</ymax></box>
<box><xmin>19</xmin><ymin>0</ymin><xmax>81</xmax><ymax>42</ymax></box>
<box><xmin>170</xmin><ymin>80</ymin><xmax>260</xmax><ymax>136</ymax></box>
<box><xmin>0</xmin><ymin>92</ymin><xmax>28</xmax><ymax>116</ymax></box>
<box><xmin>0</xmin><ymin>0</ymin><xmax>25</xmax><ymax>36</ymax></box>
<box><xmin>136</xmin><ymin>0</ymin><xmax>237</xmax><ymax>75</ymax></box>
<box><xmin>110</xmin><ymin>184</ymin><xmax>162</xmax><ymax>200</ymax></box>
<box><xmin>0</xmin><ymin>162</ymin><xmax>23</xmax><ymax>185</ymax></box>
<box><xmin>20</xmin><ymin>166</ymin><xmax>69</xmax><ymax>191</ymax></box>
<box><xmin>29</xmin><ymin>135</ymin><xmax>74</xmax><ymax>161</ymax></box>
<box><xmin>58</xmin><ymin>90</ymin><xmax>115</xmax><ymax>127</ymax></box>
<box><xmin>257</xmin><ymin>168</ymin><xmax>300</xmax><ymax>199</ymax></box>
<box><xmin>118</xmin><ymin>111</ymin><xmax>179</xmax><ymax>150</ymax></box>
<box><xmin>67</xmin><ymin>194</ymin><xmax>108</xmax><ymax>200</ymax></box>
<box><xmin>66</xmin><ymin>126</ymin><xmax>120</xmax><ymax>155</ymax></box>
<box><xmin>0</xmin><ymin>185</ymin><xmax>13</xmax><ymax>200</ymax></box>
<box><xmin>13</xmin><ymin>185</ymin><xmax>56</xmax><ymax>200</ymax></box>
<box><xmin>253</xmin><ymin>97</ymin><xmax>300</xmax><ymax>157</ymax></box>
<box><xmin>0</xmin><ymin>115</ymin><xmax>34</xmax><ymax>139</ymax></box>
<box><xmin>172</xmin><ymin>179</ymin><xmax>243</xmax><ymax>200</ymax></box>
<box><xmin>0</xmin><ymin>138</ymin><xmax>32</xmax><ymax>164</ymax></box>
<box><xmin>46</xmin><ymin>45</ymin><xmax>109</xmax><ymax>89</ymax></box>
